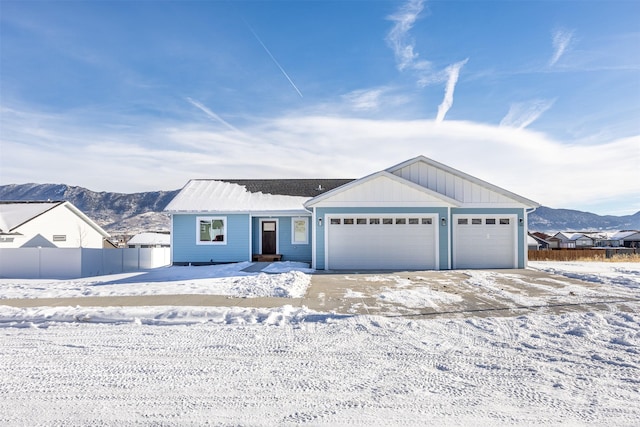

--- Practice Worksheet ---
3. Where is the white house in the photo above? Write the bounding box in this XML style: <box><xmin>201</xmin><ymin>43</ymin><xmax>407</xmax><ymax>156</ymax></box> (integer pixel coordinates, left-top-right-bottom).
<box><xmin>0</xmin><ymin>201</ymin><xmax>110</xmax><ymax>249</ymax></box>
<box><xmin>553</xmin><ymin>232</ymin><xmax>595</xmax><ymax>249</ymax></box>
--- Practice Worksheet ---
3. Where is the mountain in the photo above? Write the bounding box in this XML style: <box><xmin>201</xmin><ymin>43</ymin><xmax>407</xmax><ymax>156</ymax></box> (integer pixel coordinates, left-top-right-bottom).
<box><xmin>528</xmin><ymin>206</ymin><xmax>640</xmax><ymax>232</ymax></box>
<box><xmin>1</xmin><ymin>183</ymin><xmax>638</xmax><ymax>234</ymax></box>
<box><xmin>0</xmin><ymin>183</ymin><xmax>179</xmax><ymax>234</ymax></box>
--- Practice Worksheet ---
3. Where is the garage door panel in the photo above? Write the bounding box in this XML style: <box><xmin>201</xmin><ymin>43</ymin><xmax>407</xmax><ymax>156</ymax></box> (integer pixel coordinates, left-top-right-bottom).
<box><xmin>453</xmin><ymin>216</ymin><xmax>516</xmax><ymax>269</ymax></box>
<box><xmin>327</xmin><ymin>217</ymin><xmax>437</xmax><ymax>270</ymax></box>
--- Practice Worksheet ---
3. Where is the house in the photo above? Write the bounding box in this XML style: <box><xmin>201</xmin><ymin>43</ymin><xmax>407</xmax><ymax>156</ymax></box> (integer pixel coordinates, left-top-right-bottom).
<box><xmin>165</xmin><ymin>156</ymin><xmax>540</xmax><ymax>270</ymax></box>
<box><xmin>529</xmin><ymin>232</ymin><xmax>552</xmax><ymax>250</ymax></box>
<box><xmin>552</xmin><ymin>232</ymin><xmax>594</xmax><ymax>249</ymax></box>
<box><xmin>610</xmin><ymin>230</ymin><xmax>640</xmax><ymax>248</ymax></box>
<box><xmin>126</xmin><ymin>232</ymin><xmax>171</xmax><ymax>248</ymax></box>
<box><xmin>0</xmin><ymin>201</ymin><xmax>110</xmax><ymax>248</ymax></box>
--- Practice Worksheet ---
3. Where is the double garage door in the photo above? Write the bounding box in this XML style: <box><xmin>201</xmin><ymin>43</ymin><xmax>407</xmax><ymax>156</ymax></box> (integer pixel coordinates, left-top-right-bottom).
<box><xmin>452</xmin><ymin>214</ymin><xmax>517</xmax><ymax>269</ymax></box>
<box><xmin>325</xmin><ymin>213</ymin><xmax>518</xmax><ymax>270</ymax></box>
<box><xmin>326</xmin><ymin>215</ymin><xmax>438</xmax><ymax>270</ymax></box>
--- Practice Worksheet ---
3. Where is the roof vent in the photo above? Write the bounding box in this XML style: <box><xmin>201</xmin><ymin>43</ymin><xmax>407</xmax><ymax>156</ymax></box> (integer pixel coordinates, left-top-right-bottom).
<box><xmin>316</xmin><ymin>185</ymin><xmax>324</xmax><ymax>191</ymax></box>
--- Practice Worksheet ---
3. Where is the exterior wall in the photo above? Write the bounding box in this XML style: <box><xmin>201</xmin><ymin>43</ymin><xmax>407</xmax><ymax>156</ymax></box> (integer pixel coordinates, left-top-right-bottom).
<box><xmin>450</xmin><ymin>207</ymin><xmax>527</xmax><ymax>268</ymax></box>
<box><xmin>172</xmin><ymin>213</ymin><xmax>250</xmax><ymax>264</ymax></box>
<box><xmin>251</xmin><ymin>216</ymin><xmax>312</xmax><ymax>262</ymax></box>
<box><xmin>313</xmin><ymin>207</ymin><xmax>449</xmax><ymax>270</ymax></box>
<box><xmin>2</xmin><ymin>205</ymin><xmax>105</xmax><ymax>249</ymax></box>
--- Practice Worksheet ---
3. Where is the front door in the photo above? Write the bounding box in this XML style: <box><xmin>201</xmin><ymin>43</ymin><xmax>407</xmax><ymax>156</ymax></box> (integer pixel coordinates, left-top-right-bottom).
<box><xmin>261</xmin><ymin>221</ymin><xmax>277</xmax><ymax>254</ymax></box>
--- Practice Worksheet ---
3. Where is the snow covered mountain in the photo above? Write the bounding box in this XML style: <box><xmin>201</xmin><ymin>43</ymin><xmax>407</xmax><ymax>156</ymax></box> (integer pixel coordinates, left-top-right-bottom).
<box><xmin>0</xmin><ymin>183</ymin><xmax>178</xmax><ymax>234</ymax></box>
<box><xmin>1</xmin><ymin>183</ymin><xmax>638</xmax><ymax>234</ymax></box>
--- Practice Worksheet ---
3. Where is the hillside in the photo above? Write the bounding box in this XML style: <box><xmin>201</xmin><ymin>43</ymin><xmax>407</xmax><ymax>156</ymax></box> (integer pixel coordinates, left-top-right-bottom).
<box><xmin>0</xmin><ymin>183</ymin><xmax>179</xmax><ymax>234</ymax></box>
<box><xmin>1</xmin><ymin>183</ymin><xmax>638</xmax><ymax>234</ymax></box>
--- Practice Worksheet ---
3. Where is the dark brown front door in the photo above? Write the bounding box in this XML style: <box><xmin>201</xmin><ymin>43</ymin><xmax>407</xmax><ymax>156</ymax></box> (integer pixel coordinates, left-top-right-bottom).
<box><xmin>262</xmin><ymin>221</ymin><xmax>277</xmax><ymax>254</ymax></box>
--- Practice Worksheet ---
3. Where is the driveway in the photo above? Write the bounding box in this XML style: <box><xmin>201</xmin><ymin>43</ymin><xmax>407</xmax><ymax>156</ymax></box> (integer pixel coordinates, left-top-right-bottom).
<box><xmin>2</xmin><ymin>268</ymin><xmax>637</xmax><ymax>318</ymax></box>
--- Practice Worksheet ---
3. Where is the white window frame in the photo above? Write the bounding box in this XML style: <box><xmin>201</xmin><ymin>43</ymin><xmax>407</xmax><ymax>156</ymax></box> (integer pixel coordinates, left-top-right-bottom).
<box><xmin>291</xmin><ymin>217</ymin><xmax>309</xmax><ymax>245</ymax></box>
<box><xmin>196</xmin><ymin>216</ymin><xmax>227</xmax><ymax>245</ymax></box>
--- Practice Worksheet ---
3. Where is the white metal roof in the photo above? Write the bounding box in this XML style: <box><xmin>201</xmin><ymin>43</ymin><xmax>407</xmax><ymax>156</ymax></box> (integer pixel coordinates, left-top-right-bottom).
<box><xmin>164</xmin><ymin>180</ymin><xmax>311</xmax><ymax>214</ymax></box>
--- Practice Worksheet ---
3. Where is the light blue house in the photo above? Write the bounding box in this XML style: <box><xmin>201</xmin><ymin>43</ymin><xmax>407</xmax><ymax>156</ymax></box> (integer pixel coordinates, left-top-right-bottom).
<box><xmin>165</xmin><ymin>156</ymin><xmax>540</xmax><ymax>270</ymax></box>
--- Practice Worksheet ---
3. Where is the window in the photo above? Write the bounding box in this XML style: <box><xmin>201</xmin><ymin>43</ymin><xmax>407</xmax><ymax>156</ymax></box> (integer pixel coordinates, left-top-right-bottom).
<box><xmin>486</xmin><ymin>218</ymin><xmax>496</xmax><ymax>225</ymax></box>
<box><xmin>499</xmin><ymin>218</ymin><xmax>510</xmax><ymax>225</ymax></box>
<box><xmin>344</xmin><ymin>218</ymin><xmax>354</xmax><ymax>225</ymax></box>
<box><xmin>409</xmin><ymin>218</ymin><xmax>419</xmax><ymax>225</ymax></box>
<box><xmin>458</xmin><ymin>218</ymin><xmax>468</xmax><ymax>225</ymax></box>
<box><xmin>382</xmin><ymin>218</ymin><xmax>393</xmax><ymax>225</ymax></box>
<box><xmin>52</xmin><ymin>235</ymin><xmax>67</xmax><ymax>242</ymax></box>
<box><xmin>395</xmin><ymin>218</ymin><xmax>406</xmax><ymax>224</ymax></box>
<box><xmin>292</xmin><ymin>217</ymin><xmax>308</xmax><ymax>244</ymax></box>
<box><xmin>356</xmin><ymin>218</ymin><xmax>367</xmax><ymax>225</ymax></box>
<box><xmin>197</xmin><ymin>217</ymin><xmax>226</xmax><ymax>245</ymax></box>
<box><xmin>422</xmin><ymin>218</ymin><xmax>433</xmax><ymax>225</ymax></box>
<box><xmin>472</xmin><ymin>218</ymin><xmax>482</xmax><ymax>225</ymax></box>
<box><xmin>330</xmin><ymin>218</ymin><xmax>341</xmax><ymax>225</ymax></box>
<box><xmin>369</xmin><ymin>218</ymin><xmax>380</xmax><ymax>225</ymax></box>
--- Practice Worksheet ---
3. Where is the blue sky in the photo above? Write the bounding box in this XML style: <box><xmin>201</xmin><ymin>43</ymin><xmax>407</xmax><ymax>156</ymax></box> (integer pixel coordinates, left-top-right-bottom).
<box><xmin>1</xmin><ymin>0</ymin><xmax>638</xmax><ymax>215</ymax></box>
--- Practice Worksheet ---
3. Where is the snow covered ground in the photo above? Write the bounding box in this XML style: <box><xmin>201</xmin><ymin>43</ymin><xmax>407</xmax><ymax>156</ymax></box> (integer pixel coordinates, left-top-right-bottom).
<box><xmin>0</xmin><ymin>262</ymin><xmax>638</xmax><ymax>425</ymax></box>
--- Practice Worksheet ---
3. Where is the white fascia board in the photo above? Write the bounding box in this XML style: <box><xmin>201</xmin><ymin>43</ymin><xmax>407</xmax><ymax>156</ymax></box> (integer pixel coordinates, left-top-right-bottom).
<box><xmin>62</xmin><ymin>202</ymin><xmax>110</xmax><ymax>238</ymax></box>
<box><xmin>386</xmin><ymin>155</ymin><xmax>541</xmax><ymax>208</ymax></box>
<box><xmin>305</xmin><ymin>171</ymin><xmax>460</xmax><ymax>208</ymax></box>
<box><xmin>171</xmin><ymin>209</ymin><xmax>311</xmax><ymax>216</ymax></box>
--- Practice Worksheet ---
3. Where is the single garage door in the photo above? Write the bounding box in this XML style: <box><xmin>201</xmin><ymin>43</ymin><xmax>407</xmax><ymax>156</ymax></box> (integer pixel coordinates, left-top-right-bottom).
<box><xmin>326</xmin><ymin>215</ymin><xmax>438</xmax><ymax>270</ymax></box>
<box><xmin>453</xmin><ymin>215</ymin><xmax>517</xmax><ymax>269</ymax></box>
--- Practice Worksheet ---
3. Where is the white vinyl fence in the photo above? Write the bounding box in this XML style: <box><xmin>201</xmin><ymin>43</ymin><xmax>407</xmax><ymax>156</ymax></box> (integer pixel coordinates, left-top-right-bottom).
<box><xmin>0</xmin><ymin>248</ymin><xmax>171</xmax><ymax>279</ymax></box>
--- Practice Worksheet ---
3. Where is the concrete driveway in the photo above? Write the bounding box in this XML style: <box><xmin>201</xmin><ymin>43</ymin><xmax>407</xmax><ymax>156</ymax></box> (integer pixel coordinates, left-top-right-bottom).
<box><xmin>2</xmin><ymin>268</ymin><xmax>637</xmax><ymax>318</ymax></box>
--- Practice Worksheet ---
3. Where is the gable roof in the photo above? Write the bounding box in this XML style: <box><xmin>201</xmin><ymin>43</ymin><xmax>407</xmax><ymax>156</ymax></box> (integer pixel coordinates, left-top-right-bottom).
<box><xmin>0</xmin><ymin>201</ymin><xmax>109</xmax><ymax>238</ymax></box>
<box><xmin>165</xmin><ymin>180</ymin><xmax>327</xmax><ymax>214</ymax></box>
<box><xmin>127</xmin><ymin>232</ymin><xmax>171</xmax><ymax>246</ymax></box>
<box><xmin>387</xmin><ymin>155</ymin><xmax>540</xmax><ymax>208</ymax></box>
<box><xmin>0</xmin><ymin>201</ymin><xmax>63</xmax><ymax>232</ymax></box>
<box><xmin>304</xmin><ymin>171</ymin><xmax>460</xmax><ymax>208</ymax></box>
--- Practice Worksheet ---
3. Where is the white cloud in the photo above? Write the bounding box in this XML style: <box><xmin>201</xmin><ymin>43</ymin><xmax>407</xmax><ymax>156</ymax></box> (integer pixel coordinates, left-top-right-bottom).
<box><xmin>1</xmin><ymin>106</ymin><xmax>638</xmax><ymax>215</ymax></box>
<box><xmin>500</xmin><ymin>99</ymin><xmax>556</xmax><ymax>129</ymax></box>
<box><xmin>435</xmin><ymin>59</ymin><xmax>469</xmax><ymax>123</ymax></box>
<box><xmin>342</xmin><ymin>89</ymin><xmax>385</xmax><ymax>111</ymax></box>
<box><xmin>550</xmin><ymin>28</ymin><xmax>574</xmax><ymax>66</ymax></box>
<box><xmin>386</xmin><ymin>0</ymin><xmax>468</xmax><ymax>122</ymax></box>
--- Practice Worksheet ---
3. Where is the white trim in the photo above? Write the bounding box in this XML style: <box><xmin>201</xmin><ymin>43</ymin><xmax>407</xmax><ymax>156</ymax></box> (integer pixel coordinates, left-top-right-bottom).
<box><xmin>170</xmin><ymin>213</ymin><xmax>174</xmax><ymax>265</ymax></box>
<box><xmin>323</xmin><ymin>213</ymin><xmax>439</xmax><ymax>271</ymax></box>
<box><xmin>248</xmin><ymin>215</ymin><xmax>253</xmax><ymax>261</ymax></box>
<box><xmin>196</xmin><ymin>216</ymin><xmax>227</xmax><ymax>245</ymax></box>
<box><xmin>291</xmin><ymin>217</ymin><xmax>309</xmax><ymax>245</ymax></box>
<box><xmin>259</xmin><ymin>218</ymin><xmax>279</xmax><ymax>255</ymax></box>
<box><xmin>311</xmin><ymin>209</ymin><xmax>317</xmax><ymax>269</ymax></box>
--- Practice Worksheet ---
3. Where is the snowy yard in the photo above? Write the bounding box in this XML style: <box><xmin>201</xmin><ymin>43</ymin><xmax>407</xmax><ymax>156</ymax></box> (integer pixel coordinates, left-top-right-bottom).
<box><xmin>0</xmin><ymin>262</ymin><xmax>638</xmax><ymax>425</ymax></box>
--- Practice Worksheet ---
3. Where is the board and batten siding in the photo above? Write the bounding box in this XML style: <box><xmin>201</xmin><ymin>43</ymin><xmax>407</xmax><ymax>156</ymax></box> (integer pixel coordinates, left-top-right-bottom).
<box><xmin>251</xmin><ymin>216</ymin><xmax>312</xmax><ymax>262</ymax></box>
<box><xmin>392</xmin><ymin>162</ymin><xmax>519</xmax><ymax>205</ymax></box>
<box><xmin>313</xmin><ymin>207</ymin><xmax>449</xmax><ymax>270</ymax></box>
<box><xmin>172</xmin><ymin>214</ymin><xmax>250</xmax><ymax>264</ymax></box>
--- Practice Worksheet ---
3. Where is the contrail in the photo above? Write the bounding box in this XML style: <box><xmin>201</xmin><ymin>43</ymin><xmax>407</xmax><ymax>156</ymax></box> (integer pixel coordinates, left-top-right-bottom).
<box><xmin>186</xmin><ymin>97</ymin><xmax>241</xmax><ymax>133</ymax></box>
<box><xmin>246</xmin><ymin>24</ymin><xmax>303</xmax><ymax>98</ymax></box>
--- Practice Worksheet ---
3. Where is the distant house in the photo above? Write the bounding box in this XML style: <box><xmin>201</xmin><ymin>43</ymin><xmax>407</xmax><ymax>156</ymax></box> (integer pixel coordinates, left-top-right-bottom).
<box><xmin>127</xmin><ymin>232</ymin><xmax>170</xmax><ymax>248</ymax></box>
<box><xmin>165</xmin><ymin>155</ymin><xmax>540</xmax><ymax>270</ymax></box>
<box><xmin>610</xmin><ymin>230</ymin><xmax>640</xmax><ymax>248</ymax></box>
<box><xmin>529</xmin><ymin>232</ymin><xmax>552</xmax><ymax>250</ymax></box>
<box><xmin>0</xmin><ymin>201</ymin><xmax>110</xmax><ymax>249</ymax></box>
<box><xmin>552</xmin><ymin>232</ymin><xmax>594</xmax><ymax>249</ymax></box>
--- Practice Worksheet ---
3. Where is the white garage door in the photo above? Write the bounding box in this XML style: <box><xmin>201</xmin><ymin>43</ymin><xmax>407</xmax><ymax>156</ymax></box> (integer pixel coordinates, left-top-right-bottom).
<box><xmin>453</xmin><ymin>215</ymin><xmax>517</xmax><ymax>269</ymax></box>
<box><xmin>326</xmin><ymin>215</ymin><xmax>438</xmax><ymax>270</ymax></box>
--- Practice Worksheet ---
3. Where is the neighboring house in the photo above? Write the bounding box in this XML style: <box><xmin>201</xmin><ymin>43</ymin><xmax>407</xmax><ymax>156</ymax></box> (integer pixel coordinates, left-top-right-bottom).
<box><xmin>527</xmin><ymin>235</ymin><xmax>540</xmax><ymax>250</ymax></box>
<box><xmin>127</xmin><ymin>232</ymin><xmax>171</xmax><ymax>248</ymax></box>
<box><xmin>553</xmin><ymin>232</ymin><xmax>594</xmax><ymax>249</ymax></box>
<box><xmin>165</xmin><ymin>156</ymin><xmax>540</xmax><ymax>270</ymax></box>
<box><xmin>610</xmin><ymin>230</ymin><xmax>640</xmax><ymax>248</ymax></box>
<box><xmin>0</xmin><ymin>201</ymin><xmax>110</xmax><ymax>248</ymax></box>
<box><xmin>529</xmin><ymin>232</ymin><xmax>552</xmax><ymax>250</ymax></box>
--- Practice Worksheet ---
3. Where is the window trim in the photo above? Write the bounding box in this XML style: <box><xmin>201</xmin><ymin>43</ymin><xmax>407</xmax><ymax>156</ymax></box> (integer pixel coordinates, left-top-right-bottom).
<box><xmin>196</xmin><ymin>216</ymin><xmax>227</xmax><ymax>245</ymax></box>
<box><xmin>291</xmin><ymin>217</ymin><xmax>309</xmax><ymax>245</ymax></box>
